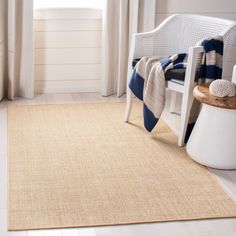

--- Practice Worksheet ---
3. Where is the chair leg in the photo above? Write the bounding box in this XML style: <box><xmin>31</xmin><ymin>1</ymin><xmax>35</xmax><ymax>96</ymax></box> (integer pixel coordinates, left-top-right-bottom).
<box><xmin>178</xmin><ymin>92</ymin><xmax>194</xmax><ymax>146</ymax></box>
<box><xmin>124</xmin><ymin>88</ymin><xmax>133</xmax><ymax>122</ymax></box>
<box><xmin>170</xmin><ymin>91</ymin><xmax>177</xmax><ymax>113</ymax></box>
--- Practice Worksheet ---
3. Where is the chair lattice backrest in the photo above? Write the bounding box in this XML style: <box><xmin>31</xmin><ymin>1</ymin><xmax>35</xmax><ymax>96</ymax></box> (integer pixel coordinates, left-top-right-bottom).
<box><xmin>133</xmin><ymin>14</ymin><xmax>236</xmax><ymax>80</ymax></box>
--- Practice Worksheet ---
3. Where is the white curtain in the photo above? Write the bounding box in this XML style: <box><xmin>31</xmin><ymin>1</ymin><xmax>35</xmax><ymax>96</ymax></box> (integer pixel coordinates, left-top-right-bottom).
<box><xmin>0</xmin><ymin>0</ymin><xmax>34</xmax><ymax>101</ymax></box>
<box><xmin>102</xmin><ymin>0</ymin><xmax>156</xmax><ymax>97</ymax></box>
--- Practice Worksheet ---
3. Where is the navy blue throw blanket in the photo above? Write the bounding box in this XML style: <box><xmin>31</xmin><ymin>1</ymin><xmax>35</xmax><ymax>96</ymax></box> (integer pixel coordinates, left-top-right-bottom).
<box><xmin>129</xmin><ymin>36</ymin><xmax>224</xmax><ymax>141</ymax></box>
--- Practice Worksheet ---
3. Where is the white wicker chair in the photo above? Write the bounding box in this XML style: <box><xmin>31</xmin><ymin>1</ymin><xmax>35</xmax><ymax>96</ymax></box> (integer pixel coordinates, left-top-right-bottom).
<box><xmin>124</xmin><ymin>14</ymin><xmax>236</xmax><ymax>146</ymax></box>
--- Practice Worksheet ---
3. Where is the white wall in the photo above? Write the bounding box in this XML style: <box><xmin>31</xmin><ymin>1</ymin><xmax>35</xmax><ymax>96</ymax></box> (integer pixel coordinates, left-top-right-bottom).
<box><xmin>155</xmin><ymin>0</ymin><xmax>236</xmax><ymax>25</ymax></box>
<box><xmin>34</xmin><ymin>8</ymin><xmax>102</xmax><ymax>94</ymax></box>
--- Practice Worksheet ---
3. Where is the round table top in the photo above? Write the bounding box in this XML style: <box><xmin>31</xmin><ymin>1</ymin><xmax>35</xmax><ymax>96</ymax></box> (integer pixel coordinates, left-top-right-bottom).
<box><xmin>193</xmin><ymin>83</ymin><xmax>236</xmax><ymax>110</ymax></box>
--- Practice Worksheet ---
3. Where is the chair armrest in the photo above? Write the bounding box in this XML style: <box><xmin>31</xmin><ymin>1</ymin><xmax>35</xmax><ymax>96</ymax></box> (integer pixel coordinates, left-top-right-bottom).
<box><xmin>131</xmin><ymin>15</ymin><xmax>178</xmax><ymax>59</ymax></box>
<box><xmin>184</xmin><ymin>46</ymin><xmax>204</xmax><ymax>89</ymax></box>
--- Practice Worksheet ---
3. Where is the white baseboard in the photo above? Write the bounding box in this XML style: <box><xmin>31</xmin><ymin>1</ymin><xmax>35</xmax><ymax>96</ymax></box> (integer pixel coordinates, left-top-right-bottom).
<box><xmin>35</xmin><ymin>80</ymin><xmax>101</xmax><ymax>94</ymax></box>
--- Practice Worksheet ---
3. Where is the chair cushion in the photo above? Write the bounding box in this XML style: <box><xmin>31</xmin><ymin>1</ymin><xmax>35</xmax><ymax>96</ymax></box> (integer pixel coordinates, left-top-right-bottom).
<box><xmin>132</xmin><ymin>58</ymin><xmax>186</xmax><ymax>82</ymax></box>
<box><xmin>132</xmin><ymin>58</ymin><xmax>141</xmax><ymax>68</ymax></box>
<box><xmin>165</xmin><ymin>68</ymin><xmax>186</xmax><ymax>81</ymax></box>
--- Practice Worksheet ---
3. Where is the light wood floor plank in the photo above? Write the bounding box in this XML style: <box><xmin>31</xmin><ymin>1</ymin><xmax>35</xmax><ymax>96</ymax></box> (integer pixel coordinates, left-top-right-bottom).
<box><xmin>10</xmin><ymin>232</ymin><xmax>28</xmax><ymax>236</ymax></box>
<box><xmin>28</xmin><ymin>231</ymin><xmax>45</xmax><ymax>236</ymax></box>
<box><xmin>43</xmin><ymin>229</ymin><xmax>62</xmax><ymax>236</ymax></box>
<box><xmin>78</xmin><ymin>228</ymin><xmax>97</xmax><ymax>236</ymax></box>
<box><xmin>61</xmin><ymin>229</ymin><xmax>79</xmax><ymax>236</ymax></box>
<box><xmin>0</xmin><ymin>209</ymin><xmax>8</xmax><ymax>236</ymax></box>
<box><xmin>210</xmin><ymin>169</ymin><xmax>236</xmax><ymax>199</ymax></box>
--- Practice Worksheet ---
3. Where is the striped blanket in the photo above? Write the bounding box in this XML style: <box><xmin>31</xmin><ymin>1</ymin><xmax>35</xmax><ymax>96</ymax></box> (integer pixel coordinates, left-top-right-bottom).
<box><xmin>129</xmin><ymin>36</ymin><xmax>223</xmax><ymax>139</ymax></box>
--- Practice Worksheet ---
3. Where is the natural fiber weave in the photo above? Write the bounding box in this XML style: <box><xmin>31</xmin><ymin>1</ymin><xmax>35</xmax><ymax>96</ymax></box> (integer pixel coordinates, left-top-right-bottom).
<box><xmin>8</xmin><ymin>103</ymin><xmax>236</xmax><ymax>230</ymax></box>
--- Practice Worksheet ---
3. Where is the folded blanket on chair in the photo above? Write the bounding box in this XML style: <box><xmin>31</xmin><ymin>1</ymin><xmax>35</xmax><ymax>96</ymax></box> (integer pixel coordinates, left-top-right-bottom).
<box><xmin>129</xmin><ymin>36</ymin><xmax>223</xmax><ymax>138</ymax></box>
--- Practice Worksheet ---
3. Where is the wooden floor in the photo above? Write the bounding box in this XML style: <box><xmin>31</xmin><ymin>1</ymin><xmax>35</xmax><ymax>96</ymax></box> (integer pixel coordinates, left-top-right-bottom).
<box><xmin>0</xmin><ymin>92</ymin><xmax>236</xmax><ymax>236</ymax></box>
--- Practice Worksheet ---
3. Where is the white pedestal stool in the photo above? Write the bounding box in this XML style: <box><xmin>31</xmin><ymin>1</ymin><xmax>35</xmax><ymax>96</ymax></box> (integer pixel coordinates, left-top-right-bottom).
<box><xmin>186</xmin><ymin>83</ymin><xmax>236</xmax><ymax>170</ymax></box>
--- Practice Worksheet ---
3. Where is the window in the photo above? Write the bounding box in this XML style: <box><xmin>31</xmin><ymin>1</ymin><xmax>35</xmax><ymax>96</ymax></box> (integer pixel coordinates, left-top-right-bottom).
<box><xmin>34</xmin><ymin>0</ymin><xmax>104</xmax><ymax>9</ymax></box>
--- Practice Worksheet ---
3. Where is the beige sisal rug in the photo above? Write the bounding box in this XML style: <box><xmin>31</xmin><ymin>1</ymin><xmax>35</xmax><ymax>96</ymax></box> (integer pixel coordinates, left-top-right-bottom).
<box><xmin>8</xmin><ymin>103</ymin><xmax>236</xmax><ymax>230</ymax></box>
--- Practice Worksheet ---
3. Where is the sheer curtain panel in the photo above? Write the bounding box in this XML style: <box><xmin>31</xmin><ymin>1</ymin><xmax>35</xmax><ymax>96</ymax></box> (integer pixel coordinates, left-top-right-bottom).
<box><xmin>102</xmin><ymin>0</ymin><xmax>156</xmax><ymax>97</ymax></box>
<box><xmin>0</xmin><ymin>0</ymin><xmax>34</xmax><ymax>101</ymax></box>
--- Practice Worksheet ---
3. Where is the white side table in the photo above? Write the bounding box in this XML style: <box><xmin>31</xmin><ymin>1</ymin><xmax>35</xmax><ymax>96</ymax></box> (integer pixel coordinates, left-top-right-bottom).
<box><xmin>186</xmin><ymin>83</ymin><xmax>236</xmax><ymax>170</ymax></box>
